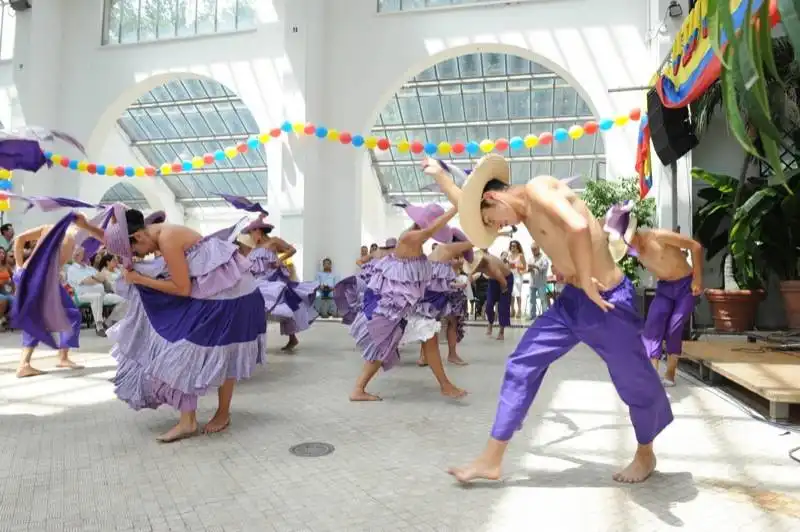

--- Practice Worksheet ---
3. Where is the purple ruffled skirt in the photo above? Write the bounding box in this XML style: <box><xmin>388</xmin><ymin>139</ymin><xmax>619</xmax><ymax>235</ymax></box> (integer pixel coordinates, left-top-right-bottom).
<box><xmin>255</xmin><ymin>269</ymin><xmax>319</xmax><ymax>336</ymax></box>
<box><xmin>110</xmin><ymin>238</ymin><xmax>267</xmax><ymax>413</ymax></box>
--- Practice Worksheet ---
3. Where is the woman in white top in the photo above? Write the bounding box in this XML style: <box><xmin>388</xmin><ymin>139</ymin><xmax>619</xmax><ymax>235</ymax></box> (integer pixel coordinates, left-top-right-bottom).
<box><xmin>95</xmin><ymin>253</ymin><xmax>122</xmax><ymax>292</ymax></box>
<box><xmin>507</xmin><ymin>240</ymin><xmax>527</xmax><ymax>319</ymax></box>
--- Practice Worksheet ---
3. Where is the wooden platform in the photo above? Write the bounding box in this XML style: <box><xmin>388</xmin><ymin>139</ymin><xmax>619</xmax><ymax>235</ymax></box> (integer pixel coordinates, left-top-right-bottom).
<box><xmin>682</xmin><ymin>341</ymin><xmax>800</xmax><ymax>420</ymax></box>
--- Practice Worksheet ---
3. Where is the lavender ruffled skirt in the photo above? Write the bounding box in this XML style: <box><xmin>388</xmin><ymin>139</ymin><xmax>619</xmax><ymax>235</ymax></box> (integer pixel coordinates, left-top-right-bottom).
<box><xmin>255</xmin><ymin>269</ymin><xmax>319</xmax><ymax>336</ymax></box>
<box><xmin>110</xmin><ymin>239</ymin><xmax>267</xmax><ymax>413</ymax></box>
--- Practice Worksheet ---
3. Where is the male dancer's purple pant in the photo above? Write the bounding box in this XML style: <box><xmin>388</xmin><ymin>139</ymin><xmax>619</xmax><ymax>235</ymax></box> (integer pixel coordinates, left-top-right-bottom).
<box><xmin>486</xmin><ymin>273</ymin><xmax>513</xmax><ymax>327</ymax></box>
<box><xmin>491</xmin><ymin>277</ymin><xmax>672</xmax><ymax>444</ymax></box>
<box><xmin>642</xmin><ymin>275</ymin><xmax>695</xmax><ymax>358</ymax></box>
<box><xmin>21</xmin><ymin>286</ymin><xmax>81</xmax><ymax>350</ymax></box>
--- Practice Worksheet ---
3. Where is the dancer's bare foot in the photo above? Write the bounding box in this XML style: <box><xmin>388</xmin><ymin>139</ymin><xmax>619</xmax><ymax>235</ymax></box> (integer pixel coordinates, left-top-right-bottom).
<box><xmin>447</xmin><ymin>355</ymin><xmax>468</xmax><ymax>366</ymax></box>
<box><xmin>349</xmin><ymin>390</ymin><xmax>382</xmax><ymax>401</ymax></box>
<box><xmin>448</xmin><ymin>460</ymin><xmax>501</xmax><ymax>483</ymax></box>
<box><xmin>281</xmin><ymin>336</ymin><xmax>299</xmax><ymax>352</ymax></box>
<box><xmin>417</xmin><ymin>357</ymin><xmax>428</xmax><ymax>367</ymax></box>
<box><xmin>485</xmin><ymin>325</ymin><xmax>493</xmax><ymax>336</ymax></box>
<box><xmin>203</xmin><ymin>412</ymin><xmax>231</xmax><ymax>434</ymax></box>
<box><xmin>16</xmin><ymin>364</ymin><xmax>45</xmax><ymax>378</ymax></box>
<box><xmin>613</xmin><ymin>447</ymin><xmax>657</xmax><ymax>483</ymax></box>
<box><xmin>496</xmin><ymin>333</ymin><xmax>505</xmax><ymax>341</ymax></box>
<box><xmin>441</xmin><ymin>383</ymin><xmax>467</xmax><ymax>399</ymax></box>
<box><xmin>56</xmin><ymin>359</ymin><xmax>84</xmax><ymax>370</ymax></box>
<box><xmin>156</xmin><ymin>420</ymin><xmax>198</xmax><ymax>443</ymax></box>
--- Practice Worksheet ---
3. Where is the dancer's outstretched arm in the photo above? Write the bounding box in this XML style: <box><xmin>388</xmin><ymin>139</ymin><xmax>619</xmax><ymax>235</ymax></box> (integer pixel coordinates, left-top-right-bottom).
<box><xmin>13</xmin><ymin>226</ymin><xmax>45</xmax><ymax>269</ymax></box>
<box><xmin>422</xmin><ymin>158</ymin><xmax>462</xmax><ymax>206</ymax></box>
<box><xmin>401</xmin><ymin>206</ymin><xmax>458</xmax><ymax>247</ymax></box>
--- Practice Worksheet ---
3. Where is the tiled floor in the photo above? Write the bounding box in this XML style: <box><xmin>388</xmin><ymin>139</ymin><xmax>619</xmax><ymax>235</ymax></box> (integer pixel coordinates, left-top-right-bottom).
<box><xmin>0</xmin><ymin>322</ymin><xmax>798</xmax><ymax>531</ymax></box>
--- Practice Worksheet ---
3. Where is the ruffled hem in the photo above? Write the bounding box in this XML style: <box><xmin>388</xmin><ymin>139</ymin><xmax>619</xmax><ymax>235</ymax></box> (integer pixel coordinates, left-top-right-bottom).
<box><xmin>248</xmin><ymin>247</ymin><xmax>290</xmax><ymax>278</ymax></box>
<box><xmin>349</xmin><ymin>312</ymin><xmax>403</xmax><ymax>371</ymax></box>
<box><xmin>365</xmin><ymin>254</ymin><xmax>432</xmax><ymax>323</ymax></box>
<box><xmin>399</xmin><ymin>315</ymin><xmax>441</xmax><ymax>345</ymax></box>
<box><xmin>256</xmin><ymin>273</ymin><xmax>319</xmax><ymax>336</ymax></box>
<box><xmin>334</xmin><ymin>275</ymin><xmax>361</xmax><ymax>325</ymax></box>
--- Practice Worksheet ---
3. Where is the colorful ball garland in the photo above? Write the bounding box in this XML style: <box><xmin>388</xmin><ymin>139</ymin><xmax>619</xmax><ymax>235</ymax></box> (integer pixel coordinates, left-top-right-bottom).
<box><xmin>39</xmin><ymin>108</ymin><xmax>641</xmax><ymax>179</ymax></box>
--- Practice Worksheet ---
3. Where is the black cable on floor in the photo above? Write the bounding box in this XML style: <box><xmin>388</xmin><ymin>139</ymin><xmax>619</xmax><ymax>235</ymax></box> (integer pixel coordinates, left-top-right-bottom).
<box><xmin>676</xmin><ymin>369</ymin><xmax>800</xmax><ymax>465</ymax></box>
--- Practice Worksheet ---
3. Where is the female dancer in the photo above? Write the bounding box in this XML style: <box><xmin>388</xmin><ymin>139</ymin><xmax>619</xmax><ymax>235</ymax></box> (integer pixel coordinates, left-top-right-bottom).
<box><xmin>334</xmin><ymin>238</ymin><xmax>395</xmax><ymax>326</ymax></box>
<box><xmin>240</xmin><ymin>215</ymin><xmax>318</xmax><ymax>352</ymax></box>
<box><xmin>350</xmin><ymin>203</ymin><xmax>466</xmax><ymax>401</ymax></box>
<box><xmin>508</xmin><ymin>240</ymin><xmax>527</xmax><ymax>318</ymax></box>
<box><xmin>103</xmin><ymin>205</ymin><xmax>267</xmax><ymax>442</ymax></box>
<box><xmin>416</xmin><ymin>229</ymin><xmax>473</xmax><ymax>367</ymax></box>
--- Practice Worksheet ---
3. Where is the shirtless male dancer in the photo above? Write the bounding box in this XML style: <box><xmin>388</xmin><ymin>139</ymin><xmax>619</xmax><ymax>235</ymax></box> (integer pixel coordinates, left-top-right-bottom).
<box><xmin>424</xmin><ymin>154</ymin><xmax>672</xmax><ymax>484</ymax></box>
<box><xmin>14</xmin><ymin>214</ymin><xmax>97</xmax><ymax>377</ymax></box>
<box><xmin>468</xmin><ymin>250</ymin><xmax>513</xmax><ymax>340</ymax></box>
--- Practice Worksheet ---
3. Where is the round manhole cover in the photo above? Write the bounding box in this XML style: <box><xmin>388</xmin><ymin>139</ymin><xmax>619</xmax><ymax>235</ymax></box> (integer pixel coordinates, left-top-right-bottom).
<box><xmin>289</xmin><ymin>442</ymin><xmax>335</xmax><ymax>457</ymax></box>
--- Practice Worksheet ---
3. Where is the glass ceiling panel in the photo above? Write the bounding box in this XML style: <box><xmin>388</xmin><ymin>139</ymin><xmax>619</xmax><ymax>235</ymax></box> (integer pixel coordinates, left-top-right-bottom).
<box><xmin>117</xmin><ymin>78</ymin><xmax>267</xmax><ymax>208</ymax></box>
<box><xmin>371</xmin><ymin>53</ymin><xmax>605</xmax><ymax>203</ymax></box>
<box><xmin>100</xmin><ymin>182</ymin><xmax>150</xmax><ymax>208</ymax></box>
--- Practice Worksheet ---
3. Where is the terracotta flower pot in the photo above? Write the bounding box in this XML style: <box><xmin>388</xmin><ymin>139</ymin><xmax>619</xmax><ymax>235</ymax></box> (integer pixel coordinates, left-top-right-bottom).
<box><xmin>779</xmin><ymin>280</ymin><xmax>800</xmax><ymax>330</ymax></box>
<box><xmin>705</xmin><ymin>288</ymin><xmax>765</xmax><ymax>332</ymax></box>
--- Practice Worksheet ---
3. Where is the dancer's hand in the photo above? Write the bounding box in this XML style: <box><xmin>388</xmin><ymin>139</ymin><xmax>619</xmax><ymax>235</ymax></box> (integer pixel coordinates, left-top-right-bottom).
<box><xmin>582</xmin><ymin>278</ymin><xmax>615</xmax><ymax>312</ymax></box>
<box><xmin>691</xmin><ymin>275</ymin><xmax>703</xmax><ymax>296</ymax></box>
<box><xmin>421</xmin><ymin>157</ymin><xmax>443</xmax><ymax>176</ymax></box>
<box><xmin>73</xmin><ymin>212</ymin><xmax>88</xmax><ymax>229</ymax></box>
<box><xmin>121</xmin><ymin>268</ymin><xmax>140</xmax><ymax>284</ymax></box>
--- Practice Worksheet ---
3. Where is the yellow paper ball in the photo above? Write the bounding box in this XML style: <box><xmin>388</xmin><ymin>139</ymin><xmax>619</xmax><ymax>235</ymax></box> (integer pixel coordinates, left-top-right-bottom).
<box><xmin>51</xmin><ymin>154</ymin><xmax>62</xmax><ymax>165</ymax></box>
<box><xmin>479</xmin><ymin>140</ymin><xmax>495</xmax><ymax>153</ymax></box>
<box><xmin>397</xmin><ymin>140</ymin><xmax>410</xmax><ymax>153</ymax></box>
<box><xmin>134</xmin><ymin>166</ymin><xmax>145</xmax><ymax>177</ymax></box>
<box><xmin>327</xmin><ymin>129</ymin><xmax>340</xmax><ymax>141</ymax></box>
<box><xmin>77</xmin><ymin>161</ymin><xmax>89</xmax><ymax>172</ymax></box>
<box><xmin>224</xmin><ymin>147</ymin><xmax>238</xmax><ymax>159</ymax></box>
<box><xmin>0</xmin><ymin>169</ymin><xmax>10</xmax><ymax>179</ymax></box>
<box><xmin>438</xmin><ymin>142</ymin><xmax>451</xmax><ymax>155</ymax></box>
<box><xmin>191</xmin><ymin>156</ymin><xmax>204</xmax><ymax>169</ymax></box>
<box><xmin>160</xmin><ymin>164</ymin><xmax>172</xmax><ymax>175</ymax></box>
<box><xmin>524</xmin><ymin>135</ymin><xmax>539</xmax><ymax>148</ymax></box>
<box><xmin>568</xmin><ymin>126</ymin><xmax>584</xmax><ymax>139</ymax></box>
<box><xmin>292</xmin><ymin>123</ymin><xmax>305</xmax><ymax>134</ymax></box>
<box><xmin>258</xmin><ymin>133</ymin><xmax>270</xmax><ymax>144</ymax></box>
<box><xmin>105</xmin><ymin>166</ymin><xmax>115</xmax><ymax>176</ymax></box>
<box><xmin>365</xmin><ymin>136</ymin><xmax>378</xmax><ymax>149</ymax></box>
<box><xmin>614</xmin><ymin>115</ymin><xmax>629</xmax><ymax>127</ymax></box>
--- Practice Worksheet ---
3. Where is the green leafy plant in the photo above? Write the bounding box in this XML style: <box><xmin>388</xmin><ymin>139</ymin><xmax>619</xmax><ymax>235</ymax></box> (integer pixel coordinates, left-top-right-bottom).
<box><xmin>581</xmin><ymin>178</ymin><xmax>656</xmax><ymax>286</ymax></box>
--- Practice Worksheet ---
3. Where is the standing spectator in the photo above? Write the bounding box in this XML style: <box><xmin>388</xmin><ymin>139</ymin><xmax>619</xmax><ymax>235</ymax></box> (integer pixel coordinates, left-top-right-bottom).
<box><xmin>507</xmin><ymin>240</ymin><xmax>527</xmax><ymax>318</ymax></box>
<box><xmin>314</xmin><ymin>257</ymin><xmax>339</xmax><ymax>318</ymax></box>
<box><xmin>0</xmin><ymin>247</ymin><xmax>14</xmax><ymax>326</ymax></box>
<box><xmin>528</xmin><ymin>243</ymin><xmax>551</xmax><ymax>318</ymax></box>
<box><xmin>0</xmin><ymin>223</ymin><xmax>13</xmax><ymax>252</ymax></box>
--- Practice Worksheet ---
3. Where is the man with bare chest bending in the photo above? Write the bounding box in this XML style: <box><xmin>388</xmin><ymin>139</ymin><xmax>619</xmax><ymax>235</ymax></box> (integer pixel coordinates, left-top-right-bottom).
<box><xmin>424</xmin><ymin>155</ymin><xmax>672</xmax><ymax>484</ymax></box>
<box><xmin>468</xmin><ymin>250</ymin><xmax>513</xmax><ymax>340</ymax></box>
<box><xmin>605</xmin><ymin>202</ymin><xmax>703</xmax><ymax>387</ymax></box>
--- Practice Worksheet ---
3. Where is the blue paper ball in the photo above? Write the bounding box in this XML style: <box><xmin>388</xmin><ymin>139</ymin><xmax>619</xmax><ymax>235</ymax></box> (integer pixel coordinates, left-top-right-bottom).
<box><xmin>43</xmin><ymin>151</ymin><xmax>53</xmax><ymax>159</ymax></box>
<box><xmin>599</xmin><ymin>119</ymin><xmax>613</xmax><ymax>131</ymax></box>
<box><xmin>424</xmin><ymin>143</ymin><xmax>437</xmax><ymax>155</ymax></box>
<box><xmin>509</xmin><ymin>137</ymin><xmax>524</xmax><ymax>150</ymax></box>
<box><xmin>351</xmin><ymin>135</ymin><xmax>364</xmax><ymax>147</ymax></box>
<box><xmin>68</xmin><ymin>160</ymin><xmax>79</xmax><ymax>170</ymax></box>
<box><xmin>315</xmin><ymin>127</ymin><xmax>328</xmax><ymax>138</ymax></box>
<box><xmin>0</xmin><ymin>180</ymin><xmax>11</xmax><ymax>191</ymax></box>
<box><xmin>124</xmin><ymin>166</ymin><xmax>135</xmax><ymax>177</ymax></box>
<box><xmin>247</xmin><ymin>137</ymin><xmax>259</xmax><ymax>149</ymax></box>
<box><xmin>553</xmin><ymin>128</ymin><xmax>568</xmax><ymax>142</ymax></box>
<box><xmin>182</xmin><ymin>161</ymin><xmax>192</xmax><ymax>171</ymax></box>
<box><xmin>97</xmin><ymin>164</ymin><xmax>106</xmax><ymax>175</ymax></box>
<box><xmin>281</xmin><ymin>121</ymin><xmax>293</xmax><ymax>133</ymax></box>
<box><xmin>214</xmin><ymin>150</ymin><xmax>225</xmax><ymax>161</ymax></box>
<box><xmin>466</xmin><ymin>141</ymin><xmax>479</xmax><ymax>155</ymax></box>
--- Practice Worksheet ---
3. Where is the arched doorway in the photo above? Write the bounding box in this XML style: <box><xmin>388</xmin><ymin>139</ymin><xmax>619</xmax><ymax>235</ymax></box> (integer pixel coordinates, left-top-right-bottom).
<box><xmin>100</xmin><ymin>182</ymin><xmax>150</xmax><ymax>208</ymax></box>
<box><xmin>370</xmin><ymin>52</ymin><xmax>605</xmax><ymax>203</ymax></box>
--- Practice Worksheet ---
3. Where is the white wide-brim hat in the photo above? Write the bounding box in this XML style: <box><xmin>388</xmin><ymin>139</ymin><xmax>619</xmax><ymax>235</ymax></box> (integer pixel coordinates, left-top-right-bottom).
<box><xmin>604</xmin><ymin>201</ymin><xmax>639</xmax><ymax>263</ymax></box>
<box><xmin>458</xmin><ymin>154</ymin><xmax>511</xmax><ymax>249</ymax></box>
<box><xmin>236</xmin><ymin>233</ymin><xmax>255</xmax><ymax>248</ymax></box>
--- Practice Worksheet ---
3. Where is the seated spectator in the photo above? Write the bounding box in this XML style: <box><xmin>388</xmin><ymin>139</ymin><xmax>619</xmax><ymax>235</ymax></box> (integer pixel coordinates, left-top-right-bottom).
<box><xmin>0</xmin><ymin>248</ymin><xmax>14</xmax><ymax>327</ymax></box>
<box><xmin>95</xmin><ymin>253</ymin><xmax>121</xmax><ymax>293</ymax></box>
<box><xmin>65</xmin><ymin>248</ymin><xmax>126</xmax><ymax>336</ymax></box>
<box><xmin>0</xmin><ymin>223</ymin><xmax>13</xmax><ymax>252</ymax></box>
<box><xmin>314</xmin><ymin>257</ymin><xmax>338</xmax><ymax>318</ymax></box>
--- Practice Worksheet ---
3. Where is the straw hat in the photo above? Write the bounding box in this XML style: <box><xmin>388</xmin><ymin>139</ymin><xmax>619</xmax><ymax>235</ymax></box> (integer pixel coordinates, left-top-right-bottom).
<box><xmin>603</xmin><ymin>201</ymin><xmax>638</xmax><ymax>263</ymax></box>
<box><xmin>457</xmin><ymin>154</ymin><xmax>511</xmax><ymax>249</ymax></box>
<box><xmin>462</xmin><ymin>248</ymin><xmax>487</xmax><ymax>275</ymax></box>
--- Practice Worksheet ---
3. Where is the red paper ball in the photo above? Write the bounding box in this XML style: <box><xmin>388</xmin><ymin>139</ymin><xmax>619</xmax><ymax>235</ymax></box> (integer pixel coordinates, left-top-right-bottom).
<box><xmin>539</xmin><ymin>132</ymin><xmax>554</xmax><ymax>145</ymax></box>
<box><xmin>115</xmin><ymin>166</ymin><xmax>125</xmax><ymax>177</ymax></box>
<box><xmin>304</xmin><ymin>124</ymin><xmax>316</xmax><ymax>135</ymax></box>
<box><xmin>452</xmin><ymin>142</ymin><xmax>465</xmax><ymax>154</ymax></box>
<box><xmin>236</xmin><ymin>143</ymin><xmax>248</xmax><ymax>153</ymax></box>
<box><xmin>145</xmin><ymin>166</ymin><xmax>156</xmax><ymax>176</ymax></box>
<box><xmin>410</xmin><ymin>141</ymin><xmax>424</xmax><ymax>154</ymax></box>
<box><xmin>377</xmin><ymin>138</ymin><xmax>391</xmax><ymax>151</ymax></box>
<box><xmin>270</xmin><ymin>128</ymin><xmax>281</xmax><ymax>137</ymax></box>
<box><xmin>60</xmin><ymin>158</ymin><xmax>70</xmax><ymax>168</ymax></box>
<box><xmin>584</xmin><ymin>121</ymin><xmax>599</xmax><ymax>134</ymax></box>
<box><xmin>339</xmin><ymin>132</ymin><xmax>352</xmax><ymax>144</ymax></box>
<box><xmin>203</xmin><ymin>153</ymin><xmax>214</xmax><ymax>164</ymax></box>
<box><xmin>629</xmin><ymin>108</ymin><xmax>642</xmax><ymax>121</ymax></box>
<box><xmin>87</xmin><ymin>163</ymin><xmax>97</xmax><ymax>174</ymax></box>
<box><xmin>172</xmin><ymin>163</ymin><xmax>183</xmax><ymax>173</ymax></box>
<box><xmin>495</xmin><ymin>138</ymin><xmax>509</xmax><ymax>151</ymax></box>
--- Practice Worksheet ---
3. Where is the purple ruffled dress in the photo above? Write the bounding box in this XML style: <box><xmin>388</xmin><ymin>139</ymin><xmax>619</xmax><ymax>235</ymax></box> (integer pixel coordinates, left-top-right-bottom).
<box><xmin>334</xmin><ymin>260</ymin><xmax>376</xmax><ymax>326</ymax></box>
<box><xmin>349</xmin><ymin>254</ymin><xmax>436</xmax><ymax>370</ymax></box>
<box><xmin>417</xmin><ymin>261</ymin><xmax>466</xmax><ymax>343</ymax></box>
<box><xmin>248</xmin><ymin>247</ymin><xmax>319</xmax><ymax>335</ymax></box>
<box><xmin>110</xmin><ymin>237</ymin><xmax>267</xmax><ymax>413</ymax></box>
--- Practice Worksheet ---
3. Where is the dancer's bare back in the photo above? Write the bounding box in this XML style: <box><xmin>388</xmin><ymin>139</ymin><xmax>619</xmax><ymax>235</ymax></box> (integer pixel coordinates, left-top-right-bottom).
<box><xmin>633</xmin><ymin>230</ymin><xmax>693</xmax><ymax>281</ymax></box>
<box><xmin>475</xmin><ymin>253</ymin><xmax>511</xmax><ymax>282</ymax></box>
<box><xmin>522</xmin><ymin>176</ymin><xmax>621</xmax><ymax>289</ymax></box>
<box><xmin>428</xmin><ymin>241</ymin><xmax>472</xmax><ymax>263</ymax></box>
<box><xmin>18</xmin><ymin>224</ymin><xmax>77</xmax><ymax>269</ymax></box>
